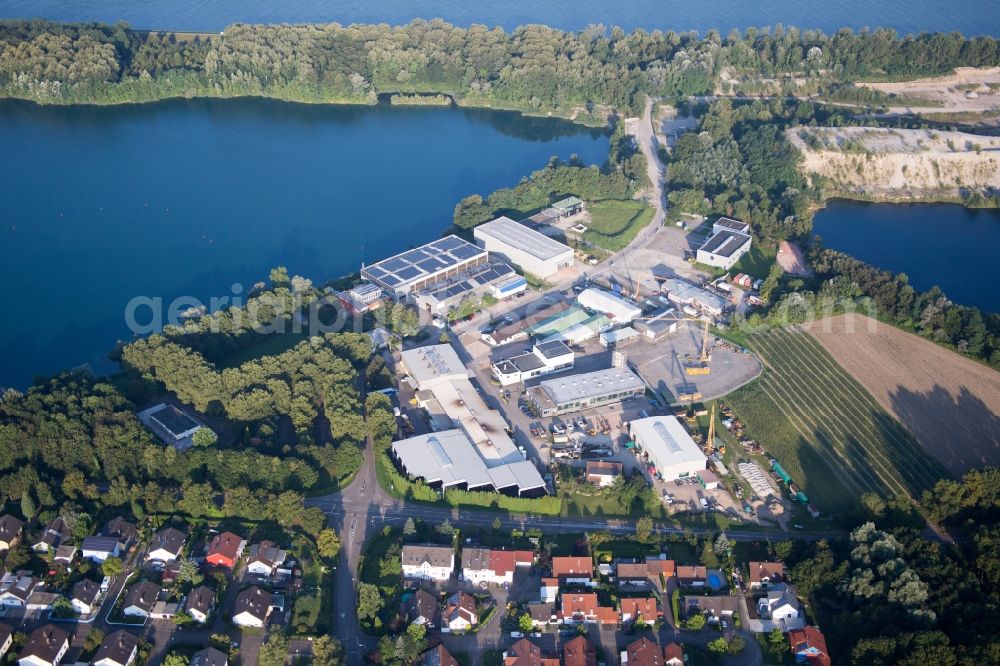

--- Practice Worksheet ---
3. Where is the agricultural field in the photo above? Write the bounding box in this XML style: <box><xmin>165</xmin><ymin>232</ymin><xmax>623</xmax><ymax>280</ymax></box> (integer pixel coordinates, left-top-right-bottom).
<box><xmin>726</xmin><ymin>326</ymin><xmax>950</xmax><ymax>513</ymax></box>
<box><xmin>809</xmin><ymin>313</ymin><xmax>1000</xmax><ymax>477</ymax></box>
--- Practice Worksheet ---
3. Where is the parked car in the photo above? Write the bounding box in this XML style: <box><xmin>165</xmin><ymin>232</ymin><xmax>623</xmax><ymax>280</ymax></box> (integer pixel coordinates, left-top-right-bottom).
<box><xmin>510</xmin><ymin>632</ymin><xmax>524</xmax><ymax>638</ymax></box>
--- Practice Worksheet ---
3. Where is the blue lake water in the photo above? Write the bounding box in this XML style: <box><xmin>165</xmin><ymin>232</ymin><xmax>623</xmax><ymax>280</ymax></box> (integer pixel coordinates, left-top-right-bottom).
<box><xmin>0</xmin><ymin>98</ymin><xmax>608</xmax><ymax>388</ymax></box>
<box><xmin>813</xmin><ymin>200</ymin><xmax>1000</xmax><ymax>313</ymax></box>
<box><xmin>0</xmin><ymin>0</ymin><xmax>995</xmax><ymax>36</ymax></box>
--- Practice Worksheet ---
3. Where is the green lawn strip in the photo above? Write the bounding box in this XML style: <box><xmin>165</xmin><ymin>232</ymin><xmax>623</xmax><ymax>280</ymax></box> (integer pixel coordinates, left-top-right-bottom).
<box><xmin>582</xmin><ymin>200</ymin><xmax>655</xmax><ymax>252</ymax></box>
<box><xmin>777</xmin><ymin>328</ymin><xmax>948</xmax><ymax>488</ymax></box>
<box><xmin>730</xmin><ymin>242</ymin><xmax>777</xmax><ymax>278</ymax></box>
<box><xmin>755</xmin><ymin>330</ymin><xmax>943</xmax><ymax>495</ymax></box>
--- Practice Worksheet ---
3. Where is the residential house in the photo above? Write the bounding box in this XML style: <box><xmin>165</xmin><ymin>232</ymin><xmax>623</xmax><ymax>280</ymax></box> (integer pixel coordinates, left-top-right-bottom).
<box><xmin>0</xmin><ymin>623</ymin><xmax>13</xmax><ymax>660</ymax></box>
<box><xmin>205</xmin><ymin>532</ymin><xmax>246</xmax><ymax>569</ymax></box>
<box><xmin>81</xmin><ymin>537</ymin><xmax>120</xmax><ymax>564</ymax></box>
<box><xmin>232</xmin><ymin>586</ymin><xmax>273</xmax><ymax>628</ymax></box>
<box><xmin>676</xmin><ymin>565</ymin><xmax>707</xmax><ymax>588</ymax></box>
<box><xmin>539</xmin><ymin>578</ymin><xmax>559</xmax><ymax>604</ymax></box>
<box><xmin>443</xmin><ymin>591</ymin><xmax>477</xmax><ymax>632</ymax></box>
<box><xmin>404</xmin><ymin>589</ymin><xmax>439</xmax><ymax>629</ymax></box>
<box><xmin>560</xmin><ymin>593</ymin><xmax>618</xmax><ymax>625</ymax></box>
<box><xmin>246</xmin><ymin>541</ymin><xmax>287</xmax><ymax>577</ymax></box>
<box><xmin>401</xmin><ymin>544</ymin><xmax>454</xmax><ymax>582</ymax></box>
<box><xmin>0</xmin><ymin>515</ymin><xmax>24</xmax><ymax>554</ymax></box>
<box><xmin>683</xmin><ymin>595</ymin><xmax>738</xmax><ymax>624</ymax></box>
<box><xmin>70</xmin><ymin>579</ymin><xmax>101</xmax><ymax>615</ymax></box>
<box><xmin>101</xmin><ymin>518</ymin><xmax>139</xmax><ymax>551</ymax></box>
<box><xmin>562</xmin><ymin>635</ymin><xmax>597</xmax><ymax>666</ymax></box>
<box><xmin>17</xmin><ymin>625</ymin><xmax>69</xmax><ymax>666</ymax></box>
<box><xmin>147</xmin><ymin>527</ymin><xmax>186</xmax><ymax>563</ymax></box>
<box><xmin>788</xmin><ymin>626</ymin><xmax>831</xmax><ymax>666</ymax></box>
<box><xmin>150</xmin><ymin>601</ymin><xmax>179</xmax><ymax>620</ymax></box>
<box><xmin>184</xmin><ymin>585</ymin><xmax>216</xmax><ymax>624</ymax></box>
<box><xmin>503</xmin><ymin>638</ymin><xmax>559</xmax><ymax>666</ymax></box>
<box><xmin>420</xmin><ymin>643</ymin><xmax>458</xmax><ymax>666</ymax></box>
<box><xmin>644</xmin><ymin>557</ymin><xmax>676</xmax><ymax>581</ymax></box>
<box><xmin>190</xmin><ymin>647</ymin><xmax>229</xmax><ymax>666</ymax></box>
<box><xmin>162</xmin><ymin>561</ymin><xmax>182</xmax><ymax>584</ymax></box>
<box><xmin>461</xmin><ymin>548</ymin><xmax>533</xmax><ymax>586</ymax></box>
<box><xmin>621</xmin><ymin>637</ymin><xmax>664</xmax><ymax>666</ymax></box>
<box><xmin>123</xmin><ymin>581</ymin><xmax>160</xmax><ymax>618</ymax></box>
<box><xmin>92</xmin><ymin>630</ymin><xmax>138</xmax><ymax>666</ymax></box>
<box><xmin>0</xmin><ymin>571</ymin><xmax>37</xmax><ymax>608</ymax></box>
<box><xmin>663</xmin><ymin>643</ymin><xmax>685</xmax><ymax>666</ymax></box>
<box><xmin>620</xmin><ymin>597</ymin><xmax>660</xmax><ymax>624</ymax></box>
<box><xmin>32</xmin><ymin>518</ymin><xmax>68</xmax><ymax>553</ymax></box>
<box><xmin>757</xmin><ymin>587</ymin><xmax>802</xmax><ymax>629</ymax></box>
<box><xmin>550</xmin><ymin>556</ymin><xmax>593</xmax><ymax>584</ymax></box>
<box><xmin>526</xmin><ymin>602</ymin><xmax>555</xmax><ymax>628</ymax></box>
<box><xmin>585</xmin><ymin>461</ymin><xmax>623</xmax><ymax>487</ymax></box>
<box><xmin>749</xmin><ymin>562</ymin><xmax>785</xmax><ymax>589</ymax></box>
<box><xmin>26</xmin><ymin>591</ymin><xmax>60</xmax><ymax>614</ymax></box>
<box><xmin>53</xmin><ymin>546</ymin><xmax>76</xmax><ymax>565</ymax></box>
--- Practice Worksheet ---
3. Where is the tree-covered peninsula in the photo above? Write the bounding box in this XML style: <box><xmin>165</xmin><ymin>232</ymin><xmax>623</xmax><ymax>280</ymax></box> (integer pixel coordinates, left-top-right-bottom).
<box><xmin>0</xmin><ymin>19</ymin><xmax>997</xmax><ymax>113</ymax></box>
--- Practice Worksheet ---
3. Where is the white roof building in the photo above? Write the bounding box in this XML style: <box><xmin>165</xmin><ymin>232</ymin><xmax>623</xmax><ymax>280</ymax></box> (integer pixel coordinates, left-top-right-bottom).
<box><xmin>527</xmin><ymin>366</ymin><xmax>645</xmax><ymax>417</ymax></box>
<box><xmin>661</xmin><ymin>278</ymin><xmax>728</xmax><ymax>317</ymax></box>
<box><xmin>577</xmin><ymin>288</ymin><xmax>642</xmax><ymax>323</ymax></box>
<box><xmin>473</xmin><ymin>216</ymin><xmax>574</xmax><ymax>279</ymax></box>
<box><xmin>400</xmin><ymin>344</ymin><xmax>469</xmax><ymax>389</ymax></box>
<box><xmin>696</xmin><ymin>218</ymin><xmax>752</xmax><ymax>270</ymax></box>
<box><xmin>491</xmin><ymin>340</ymin><xmax>575</xmax><ymax>386</ymax></box>
<box><xmin>599</xmin><ymin>326</ymin><xmax>639</xmax><ymax>348</ymax></box>
<box><xmin>629</xmin><ymin>416</ymin><xmax>706</xmax><ymax>481</ymax></box>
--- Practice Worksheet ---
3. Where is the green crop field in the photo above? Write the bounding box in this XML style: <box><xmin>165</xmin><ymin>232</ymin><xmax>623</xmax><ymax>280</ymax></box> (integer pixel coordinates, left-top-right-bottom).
<box><xmin>726</xmin><ymin>327</ymin><xmax>949</xmax><ymax>513</ymax></box>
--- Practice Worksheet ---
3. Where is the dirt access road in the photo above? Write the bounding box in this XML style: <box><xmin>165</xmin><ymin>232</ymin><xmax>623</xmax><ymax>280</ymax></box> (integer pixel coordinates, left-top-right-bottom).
<box><xmin>859</xmin><ymin>66</ymin><xmax>1000</xmax><ymax>115</ymax></box>
<box><xmin>808</xmin><ymin>313</ymin><xmax>1000</xmax><ymax>477</ymax></box>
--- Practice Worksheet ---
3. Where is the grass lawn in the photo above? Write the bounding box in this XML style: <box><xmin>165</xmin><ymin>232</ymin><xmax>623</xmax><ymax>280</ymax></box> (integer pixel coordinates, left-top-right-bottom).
<box><xmin>731</xmin><ymin>242</ymin><xmax>777</xmax><ymax>279</ymax></box>
<box><xmin>289</xmin><ymin>537</ymin><xmax>328</xmax><ymax>634</ymax></box>
<box><xmin>726</xmin><ymin>327</ymin><xmax>948</xmax><ymax>514</ymax></box>
<box><xmin>583</xmin><ymin>200</ymin><xmax>655</xmax><ymax>252</ymax></box>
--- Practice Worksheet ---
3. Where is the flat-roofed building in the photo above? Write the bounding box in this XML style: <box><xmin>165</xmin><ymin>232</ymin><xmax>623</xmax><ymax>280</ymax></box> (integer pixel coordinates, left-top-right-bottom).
<box><xmin>661</xmin><ymin>278</ymin><xmax>728</xmax><ymax>317</ymax></box>
<box><xmin>491</xmin><ymin>340</ymin><xmax>574</xmax><ymax>386</ymax></box>
<box><xmin>413</xmin><ymin>261</ymin><xmax>520</xmax><ymax>315</ymax></box>
<box><xmin>481</xmin><ymin>301</ymin><xmax>570</xmax><ymax>347</ymax></box>
<box><xmin>336</xmin><ymin>282</ymin><xmax>384</xmax><ymax>313</ymax></box>
<box><xmin>552</xmin><ymin>196</ymin><xmax>584</xmax><ymax>218</ymax></box>
<box><xmin>696</xmin><ymin>217</ymin><xmax>752</xmax><ymax>270</ymax></box>
<box><xmin>474</xmin><ymin>216</ymin><xmax>574</xmax><ymax>279</ymax></box>
<box><xmin>362</xmin><ymin>235</ymin><xmax>488</xmax><ymax>299</ymax></box>
<box><xmin>577</xmin><ymin>288</ymin><xmax>642</xmax><ymax>323</ymax></box>
<box><xmin>391</xmin><ymin>429</ymin><xmax>546</xmax><ymax>496</ymax></box>
<box><xmin>629</xmin><ymin>416</ymin><xmax>706</xmax><ymax>481</ymax></box>
<box><xmin>400</xmin><ymin>344</ymin><xmax>469</xmax><ymax>389</ymax></box>
<box><xmin>527</xmin><ymin>367</ymin><xmax>645</xmax><ymax>417</ymax></box>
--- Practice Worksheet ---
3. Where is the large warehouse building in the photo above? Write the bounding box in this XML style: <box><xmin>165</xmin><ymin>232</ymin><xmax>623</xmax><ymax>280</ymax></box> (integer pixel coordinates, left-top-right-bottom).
<box><xmin>577</xmin><ymin>288</ymin><xmax>643</xmax><ymax>323</ymax></box>
<box><xmin>629</xmin><ymin>416</ymin><xmax>706</xmax><ymax>481</ymax></box>
<box><xmin>696</xmin><ymin>217</ymin><xmax>752</xmax><ymax>270</ymax></box>
<box><xmin>473</xmin><ymin>216</ymin><xmax>574</xmax><ymax>279</ymax></box>
<box><xmin>394</xmin><ymin>344</ymin><xmax>547</xmax><ymax>496</ymax></box>
<box><xmin>526</xmin><ymin>366</ymin><xmax>645</xmax><ymax>417</ymax></box>
<box><xmin>361</xmin><ymin>235</ymin><xmax>488</xmax><ymax>299</ymax></box>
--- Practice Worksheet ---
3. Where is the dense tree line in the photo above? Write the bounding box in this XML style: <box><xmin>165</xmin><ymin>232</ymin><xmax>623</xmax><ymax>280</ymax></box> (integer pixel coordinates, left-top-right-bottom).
<box><xmin>784</xmin><ymin>467</ymin><xmax>1000</xmax><ymax>665</ymax></box>
<box><xmin>667</xmin><ymin>98</ymin><xmax>828</xmax><ymax>239</ymax></box>
<box><xmin>0</xmin><ymin>372</ymin><xmax>327</xmax><ymax>534</ymax></box>
<box><xmin>808</xmin><ymin>247</ymin><xmax>1000</xmax><ymax>365</ymax></box>
<box><xmin>453</xmin><ymin>156</ymin><xmax>635</xmax><ymax>229</ymax></box>
<box><xmin>1</xmin><ymin>19</ymin><xmax>996</xmax><ymax>110</ymax></box>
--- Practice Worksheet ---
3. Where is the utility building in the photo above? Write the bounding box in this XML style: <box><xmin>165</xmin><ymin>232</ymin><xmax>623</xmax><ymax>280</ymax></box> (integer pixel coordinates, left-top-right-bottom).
<box><xmin>577</xmin><ymin>288</ymin><xmax>642</xmax><ymax>323</ymax></box>
<box><xmin>474</xmin><ymin>216</ymin><xmax>574</xmax><ymax>279</ymax></box>
<box><xmin>629</xmin><ymin>416</ymin><xmax>706</xmax><ymax>481</ymax></box>
<box><xmin>696</xmin><ymin>217</ymin><xmax>752</xmax><ymax>270</ymax></box>
<box><xmin>527</xmin><ymin>367</ymin><xmax>645</xmax><ymax>417</ymax></box>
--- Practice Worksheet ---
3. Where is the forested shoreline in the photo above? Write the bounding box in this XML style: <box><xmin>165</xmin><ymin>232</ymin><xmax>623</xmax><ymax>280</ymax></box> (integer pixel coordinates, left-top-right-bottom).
<box><xmin>0</xmin><ymin>18</ymin><xmax>997</xmax><ymax>112</ymax></box>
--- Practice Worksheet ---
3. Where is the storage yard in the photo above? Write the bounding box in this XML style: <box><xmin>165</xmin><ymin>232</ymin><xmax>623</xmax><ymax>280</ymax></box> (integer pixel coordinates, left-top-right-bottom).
<box><xmin>726</xmin><ymin>326</ymin><xmax>950</xmax><ymax>513</ymax></box>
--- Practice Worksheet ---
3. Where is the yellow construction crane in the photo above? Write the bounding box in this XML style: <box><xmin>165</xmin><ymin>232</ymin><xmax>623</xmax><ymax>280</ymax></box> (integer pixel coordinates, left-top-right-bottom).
<box><xmin>684</xmin><ymin>318</ymin><xmax>712</xmax><ymax>375</ymax></box>
<box><xmin>704</xmin><ymin>404</ymin><xmax>716</xmax><ymax>455</ymax></box>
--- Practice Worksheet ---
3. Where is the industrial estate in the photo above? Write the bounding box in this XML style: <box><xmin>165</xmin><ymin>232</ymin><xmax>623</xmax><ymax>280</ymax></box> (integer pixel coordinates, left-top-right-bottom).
<box><xmin>2</xmin><ymin>14</ymin><xmax>1000</xmax><ymax>666</ymax></box>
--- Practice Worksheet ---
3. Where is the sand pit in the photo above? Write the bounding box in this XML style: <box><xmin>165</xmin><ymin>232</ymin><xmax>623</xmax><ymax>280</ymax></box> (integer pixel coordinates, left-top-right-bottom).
<box><xmin>860</xmin><ymin>66</ymin><xmax>1000</xmax><ymax>115</ymax></box>
<box><xmin>777</xmin><ymin>240</ymin><xmax>810</xmax><ymax>276</ymax></box>
<box><xmin>808</xmin><ymin>313</ymin><xmax>1000</xmax><ymax>476</ymax></box>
